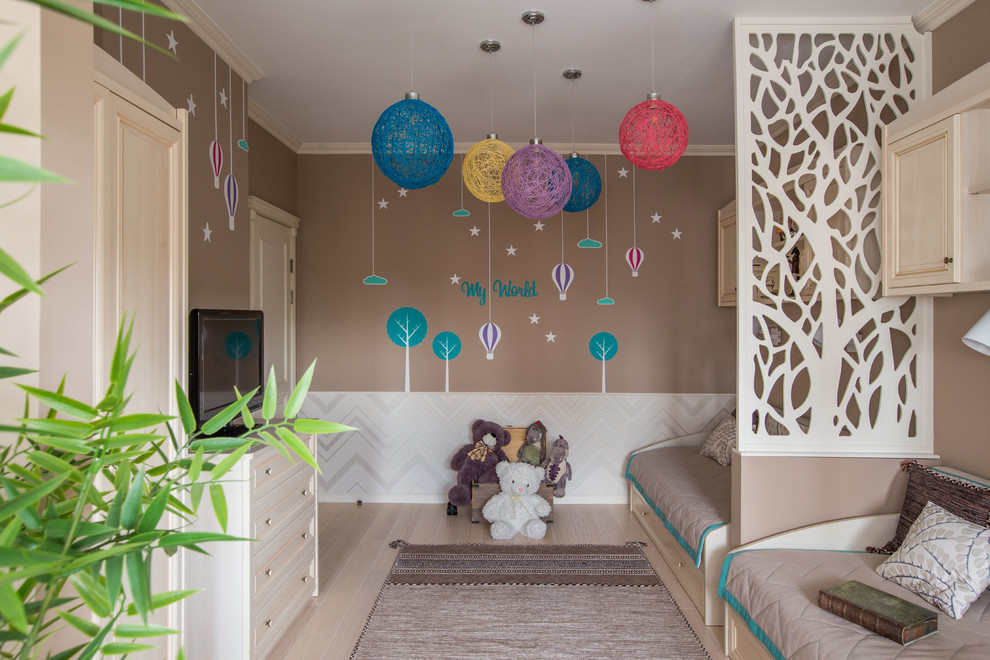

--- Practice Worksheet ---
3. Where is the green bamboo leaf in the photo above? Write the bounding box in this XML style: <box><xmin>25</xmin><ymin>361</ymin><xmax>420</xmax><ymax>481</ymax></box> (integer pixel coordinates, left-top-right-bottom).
<box><xmin>34</xmin><ymin>0</ymin><xmax>184</xmax><ymax>57</ymax></box>
<box><xmin>0</xmin><ymin>33</ymin><xmax>24</xmax><ymax>74</ymax></box>
<box><xmin>48</xmin><ymin>644</ymin><xmax>89</xmax><ymax>660</ymax></box>
<box><xmin>261</xmin><ymin>365</ymin><xmax>277</xmax><ymax>421</ymax></box>
<box><xmin>188</xmin><ymin>446</ymin><xmax>204</xmax><ymax>483</ymax></box>
<box><xmin>283</xmin><ymin>360</ymin><xmax>316</xmax><ymax>418</ymax></box>
<box><xmin>7</xmin><ymin>463</ymin><xmax>42</xmax><ymax>486</ymax></box>
<box><xmin>18</xmin><ymin>385</ymin><xmax>98</xmax><ymax>420</ymax></box>
<box><xmin>125</xmin><ymin>589</ymin><xmax>199</xmax><ymax>617</ymax></box>
<box><xmin>175</xmin><ymin>381</ymin><xmax>196</xmax><ymax>435</ymax></box>
<box><xmin>0</xmin><ymin>473</ymin><xmax>68</xmax><ymax>521</ymax></box>
<box><xmin>28</xmin><ymin>434</ymin><xmax>93</xmax><ymax>454</ymax></box>
<box><xmin>189</xmin><ymin>482</ymin><xmax>204</xmax><ymax>511</ymax></box>
<box><xmin>0</xmin><ymin>121</ymin><xmax>42</xmax><ymax>139</ymax></box>
<box><xmin>97</xmin><ymin>432</ymin><xmax>166</xmax><ymax>450</ymax></box>
<box><xmin>276</xmin><ymin>427</ymin><xmax>318</xmax><ymax>471</ymax></box>
<box><xmin>101</xmin><ymin>414</ymin><xmax>173</xmax><ymax>433</ymax></box>
<box><xmin>0</xmin><ymin>582</ymin><xmax>28</xmax><ymax>633</ymax></box>
<box><xmin>45</xmin><ymin>520</ymin><xmax>116</xmax><ymax>540</ymax></box>
<box><xmin>92</xmin><ymin>0</ymin><xmax>186</xmax><ymax>20</ymax></box>
<box><xmin>255</xmin><ymin>431</ymin><xmax>293</xmax><ymax>462</ymax></box>
<box><xmin>208</xmin><ymin>443</ymin><xmax>250</xmax><ymax>481</ymax></box>
<box><xmin>76</xmin><ymin>613</ymin><xmax>115</xmax><ymax>660</ymax></box>
<box><xmin>236</xmin><ymin>388</ymin><xmax>255</xmax><ymax>430</ymax></box>
<box><xmin>119</xmin><ymin>466</ymin><xmax>145</xmax><ymax>529</ymax></box>
<box><xmin>27</xmin><ymin>451</ymin><xmax>81</xmax><ymax>480</ymax></box>
<box><xmin>166</xmin><ymin>493</ymin><xmax>195</xmax><ymax>517</ymax></box>
<box><xmin>69</xmin><ymin>571</ymin><xmax>111</xmax><ymax>618</ymax></box>
<box><xmin>56</xmin><ymin>610</ymin><xmax>101</xmax><ymax>638</ymax></box>
<box><xmin>137</xmin><ymin>485</ymin><xmax>170</xmax><ymax>534</ymax></box>
<box><xmin>200</xmin><ymin>389</ymin><xmax>258</xmax><ymax>436</ymax></box>
<box><xmin>188</xmin><ymin>437</ymin><xmax>247</xmax><ymax>452</ymax></box>
<box><xmin>0</xmin><ymin>518</ymin><xmax>22</xmax><ymax>545</ymax></box>
<box><xmin>105</xmin><ymin>468</ymin><xmax>128</xmax><ymax>528</ymax></box>
<box><xmin>17</xmin><ymin>417</ymin><xmax>92</xmax><ymax>439</ymax></box>
<box><xmin>208</xmin><ymin>484</ymin><xmax>227</xmax><ymax>532</ymax></box>
<box><xmin>113</xmin><ymin>623</ymin><xmax>179</xmax><ymax>638</ymax></box>
<box><xmin>0</xmin><ymin>366</ymin><xmax>34</xmax><ymax>380</ymax></box>
<box><xmin>106</xmin><ymin>554</ymin><xmax>123</xmax><ymax>606</ymax></box>
<box><xmin>0</xmin><ymin>263</ymin><xmax>69</xmax><ymax>314</ymax></box>
<box><xmin>124</xmin><ymin>550</ymin><xmax>150</xmax><ymax>622</ymax></box>
<box><xmin>157</xmin><ymin>531</ymin><xmax>250</xmax><ymax>548</ymax></box>
<box><xmin>293</xmin><ymin>418</ymin><xmax>357</xmax><ymax>435</ymax></box>
<box><xmin>101</xmin><ymin>642</ymin><xmax>157</xmax><ymax>655</ymax></box>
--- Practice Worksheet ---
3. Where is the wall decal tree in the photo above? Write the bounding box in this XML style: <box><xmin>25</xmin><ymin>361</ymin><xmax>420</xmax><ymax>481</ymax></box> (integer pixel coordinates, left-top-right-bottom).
<box><xmin>386</xmin><ymin>307</ymin><xmax>428</xmax><ymax>392</ymax></box>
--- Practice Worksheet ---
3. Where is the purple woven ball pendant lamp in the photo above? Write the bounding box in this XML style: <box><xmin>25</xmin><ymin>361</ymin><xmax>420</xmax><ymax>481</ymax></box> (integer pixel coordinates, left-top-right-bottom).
<box><xmin>619</xmin><ymin>93</ymin><xmax>689</xmax><ymax>170</ymax></box>
<box><xmin>502</xmin><ymin>140</ymin><xmax>572</xmax><ymax>220</ymax></box>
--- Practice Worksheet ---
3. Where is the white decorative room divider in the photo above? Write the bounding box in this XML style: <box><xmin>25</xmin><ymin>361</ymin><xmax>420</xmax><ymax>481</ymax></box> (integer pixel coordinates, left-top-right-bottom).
<box><xmin>302</xmin><ymin>392</ymin><xmax>734</xmax><ymax>503</ymax></box>
<box><xmin>734</xmin><ymin>19</ymin><xmax>933</xmax><ymax>455</ymax></box>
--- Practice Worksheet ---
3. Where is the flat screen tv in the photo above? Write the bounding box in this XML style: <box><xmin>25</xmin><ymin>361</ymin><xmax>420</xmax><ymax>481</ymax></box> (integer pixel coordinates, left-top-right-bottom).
<box><xmin>189</xmin><ymin>309</ymin><xmax>264</xmax><ymax>436</ymax></box>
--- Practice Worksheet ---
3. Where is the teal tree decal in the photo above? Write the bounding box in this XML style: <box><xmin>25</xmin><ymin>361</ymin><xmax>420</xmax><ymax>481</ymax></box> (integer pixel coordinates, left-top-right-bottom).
<box><xmin>387</xmin><ymin>306</ymin><xmax>428</xmax><ymax>392</ymax></box>
<box><xmin>589</xmin><ymin>331</ymin><xmax>618</xmax><ymax>393</ymax></box>
<box><xmin>432</xmin><ymin>331</ymin><xmax>462</xmax><ymax>393</ymax></box>
<box><xmin>225</xmin><ymin>331</ymin><xmax>252</xmax><ymax>360</ymax></box>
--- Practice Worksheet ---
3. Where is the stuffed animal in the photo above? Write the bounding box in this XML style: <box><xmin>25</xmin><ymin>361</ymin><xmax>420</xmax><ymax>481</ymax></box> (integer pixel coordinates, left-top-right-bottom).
<box><xmin>542</xmin><ymin>435</ymin><xmax>572</xmax><ymax>498</ymax></box>
<box><xmin>447</xmin><ymin>419</ymin><xmax>510</xmax><ymax>508</ymax></box>
<box><xmin>482</xmin><ymin>461</ymin><xmax>551</xmax><ymax>540</ymax></box>
<box><xmin>517</xmin><ymin>420</ymin><xmax>547</xmax><ymax>466</ymax></box>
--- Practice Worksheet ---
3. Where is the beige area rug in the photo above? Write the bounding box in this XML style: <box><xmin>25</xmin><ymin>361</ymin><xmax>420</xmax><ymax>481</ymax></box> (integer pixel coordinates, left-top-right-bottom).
<box><xmin>350</xmin><ymin>542</ymin><xmax>710</xmax><ymax>660</ymax></box>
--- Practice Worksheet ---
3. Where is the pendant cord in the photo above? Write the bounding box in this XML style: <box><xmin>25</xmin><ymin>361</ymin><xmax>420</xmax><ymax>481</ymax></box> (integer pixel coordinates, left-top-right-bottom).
<box><xmin>633</xmin><ymin>166</ymin><xmax>638</xmax><ymax>248</ymax></box>
<box><xmin>408</xmin><ymin>0</ymin><xmax>415</xmax><ymax>91</ymax></box>
<box><xmin>228</xmin><ymin>64</ymin><xmax>233</xmax><ymax>172</ymax></box>
<box><xmin>561</xmin><ymin>211</ymin><xmax>565</xmax><ymax>264</ymax></box>
<box><xmin>604</xmin><ymin>155</ymin><xmax>609</xmax><ymax>297</ymax></box>
<box><xmin>570</xmin><ymin>80</ymin><xmax>576</xmax><ymax>152</ymax></box>
<box><xmin>531</xmin><ymin>22</ymin><xmax>538</xmax><ymax>137</ymax></box>
<box><xmin>650</xmin><ymin>0</ymin><xmax>656</xmax><ymax>93</ymax></box>
<box><xmin>488</xmin><ymin>203</ymin><xmax>493</xmax><ymax>325</ymax></box>
<box><xmin>371</xmin><ymin>157</ymin><xmax>376</xmax><ymax>273</ymax></box>
<box><xmin>489</xmin><ymin>52</ymin><xmax>495</xmax><ymax>134</ymax></box>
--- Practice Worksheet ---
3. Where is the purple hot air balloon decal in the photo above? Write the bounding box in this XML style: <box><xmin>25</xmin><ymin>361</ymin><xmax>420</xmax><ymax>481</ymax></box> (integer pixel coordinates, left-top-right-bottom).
<box><xmin>224</xmin><ymin>173</ymin><xmax>239</xmax><ymax>231</ymax></box>
<box><xmin>552</xmin><ymin>263</ymin><xmax>574</xmax><ymax>300</ymax></box>
<box><xmin>625</xmin><ymin>247</ymin><xmax>644</xmax><ymax>277</ymax></box>
<box><xmin>210</xmin><ymin>140</ymin><xmax>223</xmax><ymax>189</ymax></box>
<box><xmin>479</xmin><ymin>322</ymin><xmax>501</xmax><ymax>360</ymax></box>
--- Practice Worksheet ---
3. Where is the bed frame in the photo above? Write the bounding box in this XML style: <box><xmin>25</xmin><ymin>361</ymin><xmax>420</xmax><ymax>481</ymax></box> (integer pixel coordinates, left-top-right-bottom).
<box><xmin>627</xmin><ymin>431</ymin><xmax>730</xmax><ymax>625</ymax></box>
<box><xmin>721</xmin><ymin>513</ymin><xmax>899</xmax><ymax>660</ymax></box>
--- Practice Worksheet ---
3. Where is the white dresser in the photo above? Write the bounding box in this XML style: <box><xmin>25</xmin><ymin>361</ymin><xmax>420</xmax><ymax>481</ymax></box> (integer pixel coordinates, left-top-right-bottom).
<box><xmin>184</xmin><ymin>439</ymin><xmax>318</xmax><ymax>659</ymax></box>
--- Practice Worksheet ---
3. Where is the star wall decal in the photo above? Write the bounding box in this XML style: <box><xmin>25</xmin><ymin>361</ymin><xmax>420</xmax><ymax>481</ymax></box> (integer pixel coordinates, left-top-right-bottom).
<box><xmin>617</xmin><ymin>167</ymin><xmax>629</xmax><ymax>178</ymax></box>
<box><xmin>545</xmin><ymin>331</ymin><xmax>557</xmax><ymax>342</ymax></box>
<box><xmin>166</xmin><ymin>30</ymin><xmax>178</xmax><ymax>54</ymax></box>
<box><xmin>529</xmin><ymin>314</ymin><xmax>540</xmax><ymax>324</ymax></box>
<box><xmin>186</xmin><ymin>94</ymin><xmax>197</xmax><ymax>116</ymax></box>
<box><xmin>397</xmin><ymin>188</ymin><xmax>409</xmax><ymax>197</ymax></box>
<box><xmin>533</xmin><ymin>221</ymin><xmax>545</xmax><ymax>231</ymax></box>
<box><xmin>219</xmin><ymin>88</ymin><xmax>228</xmax><ymax>108</ymax></box>
<box><xmin>378</xmin><ymin>198</ymin><xmax>389</xmax><ymax>209</ymax></box>
<box><xmin>506</xmin><ymin>245</ymin><xmax>517</xmax><ymax>256</ymax></box>
<box><xmin>469</xmin><ymin>226</ymin><xmax>481</xmax><ymax>237</ymax></box>
<box><xmin>202</xmin><ymin>222</ymin><xmax>212</xmax><ymax>242</ymax></box>
<box><xmin>651</xmin><ymin>212</ymin><xmax>662</xmax><ymax>223</ymax></box>
<box><xmin>672</xmin><ymin>228</ymin><xmax>682</xmax><ymax>239</ymax></box>
<box><xmin>450</xmin><ymin>273</ymin><xmax>461</xmax><ymax>284</ymax></box>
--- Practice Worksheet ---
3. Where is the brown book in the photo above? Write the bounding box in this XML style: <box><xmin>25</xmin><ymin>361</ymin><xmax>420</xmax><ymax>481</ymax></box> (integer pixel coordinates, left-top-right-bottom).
<box><xmin>818</xmin><ymin>580</ymin><xmax>938</xmax><ymax>645</ymax></box>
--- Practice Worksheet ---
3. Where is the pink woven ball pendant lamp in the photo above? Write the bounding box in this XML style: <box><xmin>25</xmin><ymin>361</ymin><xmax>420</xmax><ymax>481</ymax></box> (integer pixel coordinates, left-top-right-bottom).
<box><xmin>619</xmin><ymin>0</ymin><xmax>689</xmax><ymax>171</ymax></box>
<box><xmin>502</xmin><ymin>10</ymin><xmax>572</xmax><ymax>220</ymax></box>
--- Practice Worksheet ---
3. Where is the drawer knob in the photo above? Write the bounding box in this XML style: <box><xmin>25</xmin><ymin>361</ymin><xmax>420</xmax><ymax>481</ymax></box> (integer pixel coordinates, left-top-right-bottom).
<box><xmin>264</xmin><ymin>468</ymin><xmax>272</xmax><ymax>476</ymax></box>
<box><xmin>265</xmin><ymin>620</ymin><xmax>273</xmax><ymax>628</ymax></box>
<box><xmin>302</xmin><ymin>489</ymin><xmax>310</xmax><ymax>496</ymax></box>
<box><xmin>302</xmin><ymin>576</ymin><xmax>310</xmax><ymax>583</ymax></box>
<box><xmin>265</xmin><ymin>569</ymin><xmax>272</xmax><ymax>577</ymax></box>
<box><xmin>265</xmin><ymin>518</ymin><xmax>273</xmax><ymax>526</ymax></box>
<box><xmin>944</xmin><ymin>256</ymin><xmax>954</xmax><ymax>264</ymax></box>
<box><xmin>302</xmin><ymin>532</ymin><xmax>311</xmax><ymax>539</ymax></box>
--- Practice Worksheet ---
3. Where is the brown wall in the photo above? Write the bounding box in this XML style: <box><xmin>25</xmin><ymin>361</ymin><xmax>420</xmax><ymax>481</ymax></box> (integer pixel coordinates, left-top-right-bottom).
<box><xmin>95</xmin><ymin>5</ymin><xmax>250</xmax><ymax>310</ymax></box>
<box><xmin>248</xmin><ymin>118</ymin><xmax>298</xmax><ymax>216</ymax></box>
<box><xmin>296</xmin><ymin>153</ymin><xmax>736</xmax><ymax>393</ymax></box>
<box><xmin>931</xmin><ymin>0</ymin><xmax>990</xmax><ymax>478</ymax></box>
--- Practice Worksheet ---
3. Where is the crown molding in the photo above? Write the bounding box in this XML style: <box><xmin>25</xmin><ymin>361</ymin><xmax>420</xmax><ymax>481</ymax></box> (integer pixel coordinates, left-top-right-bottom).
<box><xmin>160</xmin><ymin>0</ymin><xmax>264</xmax><ymax>83</ymax></box>
<box><xmin>913</xmin><ymin>0</ymin><xmax>977</xmax><ymax>32</ymax></box>
<box><xmin>298</xmin><ymin>141</ymin><xmax>735</xmax><ymax>157</ymax></box>
<box><xmin>248</xmin><ymin>98</ymin><xmax>303</xmax><ymax>153</ymax></box>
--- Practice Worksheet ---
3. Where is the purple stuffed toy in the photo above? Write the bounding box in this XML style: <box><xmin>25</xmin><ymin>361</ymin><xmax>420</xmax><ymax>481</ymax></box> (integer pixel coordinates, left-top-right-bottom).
<box><xmin>542</xmin><ymin>435</ymin><xmax>573</xmax><ymax>497</ymax></box>
<box><xmin>447</xmin><ymin>419</ymin><xmax>510</xmax><ymax>507</ymax></box>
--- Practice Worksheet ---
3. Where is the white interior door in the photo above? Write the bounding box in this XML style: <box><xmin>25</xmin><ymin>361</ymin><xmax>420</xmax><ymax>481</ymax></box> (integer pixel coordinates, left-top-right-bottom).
<box><xmin>249</xmin><ymin>196</ymin><xmax>298</xmax><ymax>397</ymax></box>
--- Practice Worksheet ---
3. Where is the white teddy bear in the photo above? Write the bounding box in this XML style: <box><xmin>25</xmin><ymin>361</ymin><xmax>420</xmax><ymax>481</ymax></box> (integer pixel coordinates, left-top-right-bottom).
<box><xmin>482</xmin><ymin>461</ymin><xmax>552</xmax><ymax>540</ymax></box>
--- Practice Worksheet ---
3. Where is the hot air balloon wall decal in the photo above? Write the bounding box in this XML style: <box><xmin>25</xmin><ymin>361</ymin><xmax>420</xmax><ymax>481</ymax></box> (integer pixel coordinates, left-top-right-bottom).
<box><xmin>386</xmin><ymin>307</ymin><xmax>428</xmax><ymax>393</ymax></box>
<box><xmin>552</xmin><ymin>262</ymin><xmax>574</xmax><ymax>301</ymax></box>
<box><xmin>625</xmin><ymin>246</ymin><xmax>644</xmax><ymax>277</ymax></box>
<box><xmin>479</xmin><ymin>322</ymin><xmax>501</xmax><ymax>360</ymax></box>
<box><xmin>210</xmin><ymin>53</ymin><xmax>222</xmax><ymax>189</ymax></box>
<box><xmin>433</xmin><ymin>331</ymin><xmax>462</xmax><ymax>392</ymax></box>
<box><xmin>223</xmin><ymin>63</ymin><xmax>238</xmax><ymax>230</ymax></box>
<box><xmin>589</xmin><ymin>331</ymin><xmax>618</xmax><ymax>394</ymax></box>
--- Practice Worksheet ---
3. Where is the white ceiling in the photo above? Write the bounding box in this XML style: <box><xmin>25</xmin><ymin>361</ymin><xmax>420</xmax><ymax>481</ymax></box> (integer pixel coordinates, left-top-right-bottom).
<box><xmin>187</xmin><ymin>0</ymin><xmax>938</xmax><ymax>152</ymax></box>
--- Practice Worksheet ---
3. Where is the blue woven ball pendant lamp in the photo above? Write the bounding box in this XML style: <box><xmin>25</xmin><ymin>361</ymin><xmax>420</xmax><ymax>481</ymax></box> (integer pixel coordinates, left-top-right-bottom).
<box><xmin>564</xmin><ymin>154</ymin><xmax>602</xmax><ymax>213</ymax></box>
<box><xmin>372</xmin><ymin>91</ymin><xmax>454</xmax><ymax>189</ymax></box>
<box><xmin>619</xmin><ymin>0</ymin><xmax>689</xmax><ymax>171</ymax></box>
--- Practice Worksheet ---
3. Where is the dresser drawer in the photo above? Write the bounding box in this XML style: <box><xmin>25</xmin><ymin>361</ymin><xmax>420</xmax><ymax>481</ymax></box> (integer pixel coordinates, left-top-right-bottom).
<box><xmin>250</xmin><ymin>468</ymin><xmax>314</xmax><ymax>544</ymax></box>
<box><xmin>251</xmin><ymin>446</ymin><xmax>310</xmax><ymax>502</ymax></box>
<box><xmin>251</xmin><ymin>506</ymin><xmax>316</xmax><ymax>603</ymax></box>
<box><xmin>252</xmin><ymin>552</ymin><xmax>316</xmax><ymax>659</ymax></box>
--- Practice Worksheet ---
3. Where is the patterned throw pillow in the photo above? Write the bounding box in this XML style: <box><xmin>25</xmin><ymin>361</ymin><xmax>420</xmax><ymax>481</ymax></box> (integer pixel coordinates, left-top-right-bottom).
<box><xmin>868</xmin><ymin>461</ymin><xmax>990</xmax><ymax>554</ymax></box>
<box><xmin>700</xmin><ymin>414</ymin><xmax>736</xmax><ymax>466</ymax></box>
<box><xmin>876</xmin><ymin>501</ymin><xmax>990</xmax><ymax>619</ymax></box>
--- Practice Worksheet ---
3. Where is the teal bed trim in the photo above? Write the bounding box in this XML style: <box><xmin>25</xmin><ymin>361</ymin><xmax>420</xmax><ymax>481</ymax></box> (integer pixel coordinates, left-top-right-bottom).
<box><xmin>624</xmin><ymin>459</ymin><xmax>726</xmax><ymax>568</ymax></box>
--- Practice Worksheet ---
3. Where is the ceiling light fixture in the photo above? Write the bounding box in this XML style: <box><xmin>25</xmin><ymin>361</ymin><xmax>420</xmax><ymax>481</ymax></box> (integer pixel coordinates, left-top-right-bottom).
<box><xmin>618</xmin><ymin>0</ymin><xmax>689</xmax><ymax>170</ymax></box>
<box><xmin>561</xmin><ymin>68</ymin><xmax>602</xmax><ymax>213</ymax></box>
<box><xmin>463</xmin><ymin>40</ymin><xmax>515</xmax><ymax>203</ymax></box>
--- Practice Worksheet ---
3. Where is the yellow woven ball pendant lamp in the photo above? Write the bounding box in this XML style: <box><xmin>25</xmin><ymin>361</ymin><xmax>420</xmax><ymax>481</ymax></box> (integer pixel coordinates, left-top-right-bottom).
<box><xmin>463</xmin><ymin>134</ymin><xmax>514</xmax><ymax>203</ymax></box>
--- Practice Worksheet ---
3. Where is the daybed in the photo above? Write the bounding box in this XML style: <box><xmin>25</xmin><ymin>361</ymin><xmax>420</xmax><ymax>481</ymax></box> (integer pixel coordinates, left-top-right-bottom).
<box><xmin>720</xmin><ymin>463</ymin><xmax>990</xmax><ymax>660</ymax></box>
<box><xmin>625</xmin><ymin>411</ymin><xmax>735</xmax><ymax>625</ymax></box>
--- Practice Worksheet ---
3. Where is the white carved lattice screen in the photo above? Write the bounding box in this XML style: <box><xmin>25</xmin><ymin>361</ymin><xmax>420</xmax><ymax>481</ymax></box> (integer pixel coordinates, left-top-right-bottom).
<box><xmin>734</xmin><ymin>19</ymin><xmax>934</xmax><ymax>455</ymax></box>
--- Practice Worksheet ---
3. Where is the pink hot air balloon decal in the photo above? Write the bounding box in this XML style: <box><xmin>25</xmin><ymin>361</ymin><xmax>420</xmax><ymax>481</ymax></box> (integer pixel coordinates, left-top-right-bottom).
<box><xmin>210</xmin><ymin>140</ymin><xmax>223</xmax><ymax>189</ymax></box>
<box><xmin>552</xmin><ymin>263</ymin><xmax>574</xmax><ymax>301</ymax></box>
<box><xmin>224</xmin><ymin>173</ymin><xmax>239</xmax><ymax>231</ymax></box>
<box><xmin>479</xmin><ymin>322</ymin><xmax>501</xmax><ymax>360</ymax></box>
<box><xmin>625</xmin><ymin>247</ymin><xmax>644</xmax><ymax>277</ymax></box>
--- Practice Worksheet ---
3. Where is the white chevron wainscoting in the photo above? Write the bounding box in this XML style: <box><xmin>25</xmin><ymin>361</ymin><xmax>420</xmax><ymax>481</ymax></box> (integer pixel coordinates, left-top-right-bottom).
<box><xmin>301</xmin><ymin>392</ymin><xmax>735</xmax><ymax>504</ymax></box>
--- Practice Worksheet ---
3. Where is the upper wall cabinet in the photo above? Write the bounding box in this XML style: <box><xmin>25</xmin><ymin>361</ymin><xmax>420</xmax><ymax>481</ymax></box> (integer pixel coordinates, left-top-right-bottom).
<box><xmin>883</xmin><ymin>61</ymin><xmax>990</xmax><ymax>295</ymax></box>
<box><xmin>717</xmin><ymin>199</ymin><xmax>737</xmax><ymax>307</ymax></box>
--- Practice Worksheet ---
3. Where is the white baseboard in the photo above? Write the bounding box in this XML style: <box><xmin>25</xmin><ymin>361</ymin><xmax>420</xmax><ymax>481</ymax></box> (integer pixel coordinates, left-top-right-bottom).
<box><xmin>318</xmin><ymin>492</ymin><xmax>627</xmax><ymax>505</ymax></box>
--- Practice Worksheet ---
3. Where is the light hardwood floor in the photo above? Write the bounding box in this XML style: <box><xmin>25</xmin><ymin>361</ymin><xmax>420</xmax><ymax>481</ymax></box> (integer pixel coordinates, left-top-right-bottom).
<box><xmin>275</xmin><ymin>502</ymin><xmax>729</xmax><ymax>660</ymax></box>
